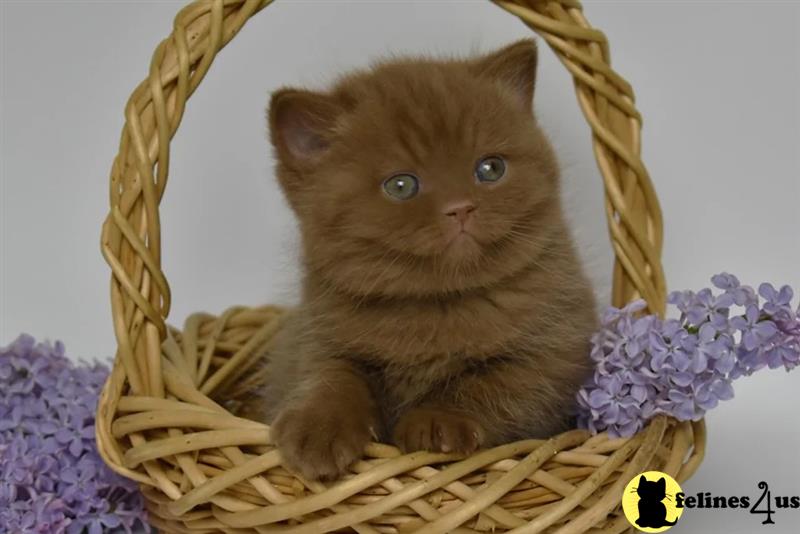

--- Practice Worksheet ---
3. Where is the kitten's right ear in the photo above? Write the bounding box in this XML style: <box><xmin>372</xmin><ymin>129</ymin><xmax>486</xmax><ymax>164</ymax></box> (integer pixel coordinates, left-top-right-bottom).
<box><xmin>639</xmin><ymin>475</ymin><xmax>647</xmax><ymax>485</ymax></box>
<box><xmin>268</xmin><ymin>88</ymin><xmax>341</xmax><ymax>169</ymax></box>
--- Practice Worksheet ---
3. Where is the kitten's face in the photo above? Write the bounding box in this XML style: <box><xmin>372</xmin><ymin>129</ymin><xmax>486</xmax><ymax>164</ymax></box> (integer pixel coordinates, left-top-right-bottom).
<box><xmin>270</xmin><ymin>40</ymin><xmax>561</xmax><ymax>298</ymax></box>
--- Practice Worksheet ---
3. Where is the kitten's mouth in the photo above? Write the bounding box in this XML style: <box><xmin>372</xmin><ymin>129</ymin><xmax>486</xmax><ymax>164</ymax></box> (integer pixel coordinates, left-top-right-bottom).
<box><xmin>443</xmin><ymin>230</ymin><xmax>481</xmax><ymax>257</ymax></box>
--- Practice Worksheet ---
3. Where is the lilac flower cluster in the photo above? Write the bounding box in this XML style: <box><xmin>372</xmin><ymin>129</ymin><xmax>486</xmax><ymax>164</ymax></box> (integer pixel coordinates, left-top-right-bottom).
<box><xmin>577</xmin><ymin>274</ymin><xmax>800</xmax><ymax>437</ymax></box>
<box><xmin>0</xmin><ymin>335</ymin><xmax>149</xmax><ymax>533</ymax></box>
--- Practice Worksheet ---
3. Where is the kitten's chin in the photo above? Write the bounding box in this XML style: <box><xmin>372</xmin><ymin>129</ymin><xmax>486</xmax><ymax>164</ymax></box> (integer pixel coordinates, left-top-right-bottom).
<box><xmin>442</xmin><ymin>232</ymin><xmax>483</xmax><ymax>262</ymax></box>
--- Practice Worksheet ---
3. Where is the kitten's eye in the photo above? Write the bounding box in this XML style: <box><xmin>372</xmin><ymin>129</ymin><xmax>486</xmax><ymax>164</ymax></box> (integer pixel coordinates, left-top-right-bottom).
<box><xmin>475</xmin><ymin>156</ymin><xmax>506</xmax><ymax>183</ymax></box>
<box><xmin>383</xmin><ymin>173</ymin><xmax>419</xmax><ymax>200</ymax></box>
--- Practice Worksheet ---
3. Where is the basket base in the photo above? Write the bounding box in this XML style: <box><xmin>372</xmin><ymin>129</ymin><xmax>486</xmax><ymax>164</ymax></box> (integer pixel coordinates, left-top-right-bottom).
<box><xmin>95</xmin><ymin>305</ymin><xmax>704</xmax><ymax>534</ymax></box>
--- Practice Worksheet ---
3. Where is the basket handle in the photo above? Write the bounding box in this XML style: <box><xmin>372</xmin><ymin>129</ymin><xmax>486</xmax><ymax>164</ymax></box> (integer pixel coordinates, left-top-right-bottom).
<box><xmin>100</xmin><ymin>0</ymin><xmax>665</xmax><ymax>396</ymax></box>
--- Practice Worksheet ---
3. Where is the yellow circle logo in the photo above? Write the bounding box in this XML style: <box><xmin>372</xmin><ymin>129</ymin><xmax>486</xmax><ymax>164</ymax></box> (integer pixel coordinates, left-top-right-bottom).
<box><xmin>622</xmin><ymin>471</ymin><xmax>684</xmax><ymax>532</ymax></box>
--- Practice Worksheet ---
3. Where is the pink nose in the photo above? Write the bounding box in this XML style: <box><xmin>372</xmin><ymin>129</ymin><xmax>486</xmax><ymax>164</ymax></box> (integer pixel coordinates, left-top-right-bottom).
<box><xmin>443</xmin><ymin>202</ymin><xmax>477</xmax><ymax>225</ymax></box>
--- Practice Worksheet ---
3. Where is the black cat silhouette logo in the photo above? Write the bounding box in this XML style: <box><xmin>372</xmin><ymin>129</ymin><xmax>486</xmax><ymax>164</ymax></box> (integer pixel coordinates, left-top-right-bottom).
<box><xmin>622</xmin><ymin>471</ymin><xmax>684</xmax><ymax>532</ymax></box>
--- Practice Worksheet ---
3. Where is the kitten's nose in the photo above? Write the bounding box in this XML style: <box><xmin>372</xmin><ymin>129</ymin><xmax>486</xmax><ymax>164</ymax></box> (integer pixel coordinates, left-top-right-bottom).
<box><xmin>443</xmin><ymin>201</ymin><xmax>477</xmax><ymax>225</ymax></box>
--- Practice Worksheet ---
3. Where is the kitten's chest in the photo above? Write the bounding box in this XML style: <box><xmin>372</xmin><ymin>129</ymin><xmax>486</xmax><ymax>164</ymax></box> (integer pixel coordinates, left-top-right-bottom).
<box><xmin>316</xmin><ymin>288</ymin><xmax>536</xmax><ymax>361</ymax></box>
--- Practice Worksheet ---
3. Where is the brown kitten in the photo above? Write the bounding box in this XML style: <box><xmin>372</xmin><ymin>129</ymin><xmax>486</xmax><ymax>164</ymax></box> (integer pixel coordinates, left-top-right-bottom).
<box><xmin>241</xmin><ymin>40</ymin><xmax>597</xmax><ymax>481</ymax></box>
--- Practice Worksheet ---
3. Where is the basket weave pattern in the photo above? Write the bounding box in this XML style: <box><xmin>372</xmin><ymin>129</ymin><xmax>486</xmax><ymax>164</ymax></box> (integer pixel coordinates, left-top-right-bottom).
<box><xmin>97</xmin><ymin>1</ymin><xmax>705</xmax><ymax>532</ymax></box>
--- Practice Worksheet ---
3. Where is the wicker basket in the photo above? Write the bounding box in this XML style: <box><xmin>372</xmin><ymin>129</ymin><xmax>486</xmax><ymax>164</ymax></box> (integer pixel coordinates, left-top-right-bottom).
<box><xmin>96</xmin><ymin>1</ymin><xmax>706</xmax><ymax>532</ymax></box>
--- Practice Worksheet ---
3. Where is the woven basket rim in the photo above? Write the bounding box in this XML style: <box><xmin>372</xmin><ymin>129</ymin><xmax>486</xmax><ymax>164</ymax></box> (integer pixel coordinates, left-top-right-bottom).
<box><xmin>96</xmin><ymin>1</ymin><xmax>704</xmax><ymax>532</ymax></box>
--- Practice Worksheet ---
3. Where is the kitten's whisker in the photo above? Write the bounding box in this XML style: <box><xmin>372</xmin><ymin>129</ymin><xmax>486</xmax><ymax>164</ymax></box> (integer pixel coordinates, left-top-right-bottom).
<box><xmin>352</xmin><ymin>247</ymin><xmax>398</xmax><ymax>307</ymax></box>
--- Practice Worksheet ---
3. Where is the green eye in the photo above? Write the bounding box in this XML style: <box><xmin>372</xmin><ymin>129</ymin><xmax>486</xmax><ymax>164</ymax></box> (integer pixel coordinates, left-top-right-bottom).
<box><xmin>475</xmin><ymin>156</ymin><xmax>506</xmax><ymax>183</ymax></box>
<box><xmin>383</xmin><ymin>173</ymin><xmax>419</xmax><ymax>200</ymax></box>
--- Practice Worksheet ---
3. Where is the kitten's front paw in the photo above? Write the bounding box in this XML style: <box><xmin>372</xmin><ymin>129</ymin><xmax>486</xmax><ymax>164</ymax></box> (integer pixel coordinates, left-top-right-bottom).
<box><xmin>272</xmin><ymin>402</ymin><xmax>375</xmax><ymax>481</ymax></box>
<box><xmin>393</xmin><ymin>407</ymin><xmax>485</xmax><ymax>454</ymax></box>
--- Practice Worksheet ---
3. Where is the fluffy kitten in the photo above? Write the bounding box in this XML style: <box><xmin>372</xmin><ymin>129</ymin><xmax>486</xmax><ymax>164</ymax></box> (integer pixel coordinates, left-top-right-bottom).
<box><xmin>242</xmin><ymin>39</ymin><xmax>597</xmax><ymax>481</ymax></box>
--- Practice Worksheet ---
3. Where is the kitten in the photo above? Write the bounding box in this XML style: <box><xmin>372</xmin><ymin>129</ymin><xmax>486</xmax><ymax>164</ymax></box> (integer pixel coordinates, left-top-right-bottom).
<box><xmin>241</xmin><ymin>39</ymin><xmax>597</xmax><ymax>481</ymax></box>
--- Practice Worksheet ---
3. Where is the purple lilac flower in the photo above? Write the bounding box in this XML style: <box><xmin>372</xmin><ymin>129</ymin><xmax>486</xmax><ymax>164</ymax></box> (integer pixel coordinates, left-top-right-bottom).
<box><xmin>0</xmin><ymin>335</ymin><xmax>149</xmax><ymax>533</ymax></box>
<box><xmin>759</xmin><ymin>283</ymin><xmax>794</xmax><ymax>319</ymax></box>
<box><xmin>712</xmin><ymin>272</ymin><xmax>758</xmax><ymax>306</ymax></box>
<box><xmin>578</xmin><ymin>274</ymin><xmax>799</xmax><ymax>437</ymax></box>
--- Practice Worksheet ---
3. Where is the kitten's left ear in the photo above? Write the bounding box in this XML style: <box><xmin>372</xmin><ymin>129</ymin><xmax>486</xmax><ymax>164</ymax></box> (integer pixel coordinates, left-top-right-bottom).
<box><xmin>473</xmin><ymin>39</ymin><xmax>538</xmax><ymax>111</ymax></box>
<box><xmin>657</xmin><ymin>478</ymin><xmax>666</xmax><ymax>491</ymax></box>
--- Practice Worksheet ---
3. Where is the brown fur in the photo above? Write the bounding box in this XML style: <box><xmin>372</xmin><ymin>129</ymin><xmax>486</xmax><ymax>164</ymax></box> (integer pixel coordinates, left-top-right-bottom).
<box><xmin>236</xmin><ymin>40</ymin><xmax>597</xmax><ymax>481</ymax></box>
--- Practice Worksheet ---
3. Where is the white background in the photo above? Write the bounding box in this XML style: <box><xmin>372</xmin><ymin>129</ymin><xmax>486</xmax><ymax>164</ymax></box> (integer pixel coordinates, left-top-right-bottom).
<box><xmin>1</xmin><ymin>1</ymin><xmax>798</xmax><ymax>532</ymax></box>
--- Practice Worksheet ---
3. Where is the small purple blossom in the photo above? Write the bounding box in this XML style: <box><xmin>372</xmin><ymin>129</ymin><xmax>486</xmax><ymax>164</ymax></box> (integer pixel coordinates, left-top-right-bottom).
<box><xmin>578</xmin><ymin>274</ymin><xmax>799</xmax><ymax>437</ymax></box>
<box><xmin>759</xmin><ymin>283</ymin><xmax>794</xmax><ymax>320</ymax></box>
<box><xmin>0</xmin><ymin>335</ymin><xmax>149</xmax><ymax>533</ymax></box>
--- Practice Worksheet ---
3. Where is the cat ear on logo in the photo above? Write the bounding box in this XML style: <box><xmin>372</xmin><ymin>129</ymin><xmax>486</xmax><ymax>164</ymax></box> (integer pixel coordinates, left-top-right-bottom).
<box><xmin>472</xmin><ymin>39</ymin><xmax>538</xmax><ymax>112</ymax></box>
<box><xmin>268</xmin><ymin>88</ymin><xmax>341</xmax><ymax>168</ymax></box>
<box><xmin>640</xmin><ymin>475</ymin><xmax>647</xmax><ymax>486</ymax></box>
<box><xmin>657</xmin><ymin>477</ymin><xmax>666</xmax><ymax>491</ymax></box>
